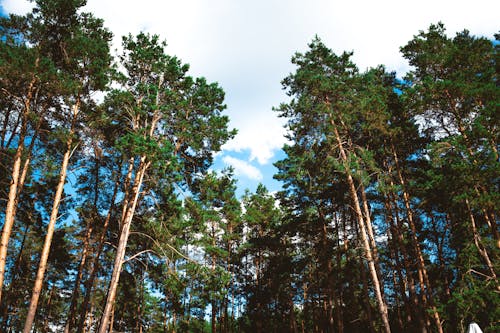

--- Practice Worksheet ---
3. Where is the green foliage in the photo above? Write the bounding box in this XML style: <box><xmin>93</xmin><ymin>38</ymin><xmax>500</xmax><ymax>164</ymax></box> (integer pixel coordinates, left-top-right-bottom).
<box><xmin>1</xmin><ymin>3</ymin><xmax>498</xmax><ymax>331</ymax></box>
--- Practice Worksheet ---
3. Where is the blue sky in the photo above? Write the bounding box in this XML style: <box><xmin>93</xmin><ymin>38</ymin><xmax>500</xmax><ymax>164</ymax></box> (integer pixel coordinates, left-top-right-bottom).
<box><xmin>2</xmin><ymin>0</ymin><xmax>499</xmax><ymax>197</ymax></box>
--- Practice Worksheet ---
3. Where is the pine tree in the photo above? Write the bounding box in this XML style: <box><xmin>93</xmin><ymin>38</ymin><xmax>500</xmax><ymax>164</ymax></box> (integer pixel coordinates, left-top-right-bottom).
<box><xmin>98</xmin><ymin>32</ymin><xmax>235</xmax><ymax>332</ymax></box>
<box><xmin>275</xmin><ymin>38</ymin><xmax>392</xmax><ymax>333</ymax></box>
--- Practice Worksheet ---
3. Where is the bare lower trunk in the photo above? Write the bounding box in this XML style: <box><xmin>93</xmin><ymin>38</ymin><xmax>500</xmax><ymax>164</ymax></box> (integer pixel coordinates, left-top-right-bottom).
<box><xmin>64</xmin><ymin>218</ymin><xmax>94</xmax><ymax>333</ymax></box>
<box><xmin>384</xmin><ymin>169</ymin><xmax>423</xmax><ymax>330</ymax></box>
<box><xmin>466</xmin><ymin>198</ymin><xmax>497</xmax><ymax>280</ymax></box>
<box><xmin>0</xmin><ymin>142</ymin><xmax>23</xmax><ymax>302</ymax></box>
<box><xmin>65</xmin><ymin>146</ymin><xmax>102</xmax><ymax>333</ymax></box>
<box><xmin>359</xmin><ymin>183</ymin><xmax>386</xmax><ymax>301</ymax></box>
<box><xmin>23</xmin><ymin>101</ymin><xmax>79</xmax><ymax>333</ymax></box>
<box><xmin>391</xmin><ymin>144</ymin><xmax>443</xmax><ymax>333</ymax></box>
<box><xmin>358</xmin><ymin>247</ymin><xmax>375</xmax><ymax>333</ymax></box>
<box><xmin>334</xmin><ymin>217</ymin><xmax>344</xmax><ymax>333</ymax></box>
<box><xmin>1</xmin><ymin>214</ymin><xmax>33</xmax><ymax>330</ymax></box>
<box><xmin>77</xmin><ymin>177</ymin><xmax>119</xmax><ymax>333</ymax></box>
<box><xmin>98</xmin><ymin>157</ymin><xmax>149</xmax><ymax>333</ymax></box>
<box><xmin>42</xmin><ymin>284</ymin><xmax>56</xmax><ymax>333</ymax></box>
<box><xmin>0</xmin><ymin>59</ymin><xmax>39</xmax><ymax>302</ymax></box>
<box><xmin>332</xmin><ymin>123</ymin><xmax>391</xmax><ymax>333</ymax></box>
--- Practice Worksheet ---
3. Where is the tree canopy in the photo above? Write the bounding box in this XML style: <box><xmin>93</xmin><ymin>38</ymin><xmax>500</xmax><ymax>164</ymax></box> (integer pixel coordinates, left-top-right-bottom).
<box><xmin>0</xmin><ymin>3</ymin><xmax>498</xmax><ymax>332</ymax></box>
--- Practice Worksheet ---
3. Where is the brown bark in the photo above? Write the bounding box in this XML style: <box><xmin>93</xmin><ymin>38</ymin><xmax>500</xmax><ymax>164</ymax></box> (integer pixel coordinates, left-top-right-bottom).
<box><xmin>318</xmin><ymin>207</ymin><xmax>335</xmax><ymax>333</ymax></box>
<box><xmin>76</xmin><ymin>177</ymin><xmax>119</xmax><ymax>333</ymax></box>
<box><xmin>331</xmin><ymin>121</ymin><xmax>391</xmax><ymax>333</ymax></box>
<box><xmin>465</xmin><ymin>198</ymin><xmax>497</xmax><ymax>280</ymax></box>
<box><xmin>64</xmin><ymin>216</ymin><xmax>94</xmax><ymax>333</ymax></box>
<box><xmin>384</xmin><ymin>195</ymin><xmax>412</xmax><ymax>322</ymax></box>
<box><xmin>65</xmin><ymin>145</ymin><xmax>102</xmax><ymax>333</ymax></box>
<box><xmin>383</xmin><ymin>162</ymin><xmax>423</xmax><ymax>330</ymax></box>
<box><xmin>391</xmin><ymin>144</ymin><xmax>443</xmax><ymax>333</ymax></box>
<box><xmin>211</xmin><ymin>221</ymin><xmax>217</xmax><ymax>333</ymax></box>
<box><xmin>359</xmin><ymin>182</ymin><xmax>386</xmax><ymax>300</ymax></box>
<box><xmin>98</xmin><ymin>157</ymin><xmax>150</xmax><ymax>333</ymax></box>
<box><xmin>110</xmin><ymin>303</ymin><xmax>115</xmax><ymax>333</ymax></box>
<box><xmin>0</xmin><ymin>66</ymin><xmax>38</xmax><ymax>302</ymax></box>
<box><xmin>453</xmin><ymin>113</ymin><xmax>500</xmax><ymax>249</ymax></box>
<box><xmin>358</xmin><ymin>243</ymin><xmax>376</xmax><ymax>333</ymax></box>
<box><xmin>0</xmin><ymin>106</ymin><xmax>14</xmax><ymax>148</ymax></box>
<box><xmin>289</xmin><ymin>295</ymin><xmax>298</xmax><ymax>333</ymax></box>
<box><xmin>1</xmin><ymin>211</ymin><xmax>33</xmax><ymax>330</ymax></box>
<box><xmin>391</xmin><ymin>270</ymin><xmax>404</xmax><ymax>332</ymax></box>
<box><xmin>23</xmin><ymin>99</ymin><xmax>80</xmax><ymax>333</ymax></box>
<box><xmin>42</xmin><ymin>283</ymin><xmax>56</xmax><ymax>333</ymax></box>
<box><xmin>334</xmin><ymin>213</ymin><xmax>344</xmax><ymax>333</ymax></box>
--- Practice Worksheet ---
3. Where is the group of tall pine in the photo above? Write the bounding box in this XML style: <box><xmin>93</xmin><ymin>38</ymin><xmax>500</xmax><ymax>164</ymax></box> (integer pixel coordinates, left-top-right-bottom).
<box><xmin>0</xmin><ymin>0</ymin><xmax>498</xmax><ymax>332</ymax></box>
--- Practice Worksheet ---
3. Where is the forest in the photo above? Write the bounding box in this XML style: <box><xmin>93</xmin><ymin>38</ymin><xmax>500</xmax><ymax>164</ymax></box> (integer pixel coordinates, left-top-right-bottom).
<box><xmin>0</xmin><ymin>0</ymin><xmax>498</xmax><ymax>332</ymax></box>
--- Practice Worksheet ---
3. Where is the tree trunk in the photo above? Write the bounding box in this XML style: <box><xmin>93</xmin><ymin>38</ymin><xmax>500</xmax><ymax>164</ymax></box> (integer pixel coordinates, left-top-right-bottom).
<box><xmin>334</xmin><ymin>215</ymin><xmax>344</xmax><ymax>333</ymax></box>
<box><xmin>77</xmin><ymin>175</ymin><xmax>119</xmax><ymax>333</ymax></box>
<box><xmin>1</xmin><ymin>210</ymin><xmax>34</xmax><ymax>330</ymax></box>
<box><xmin>0</xmin><ymin>106</ymin><xmax>14</xmax><ymax>149</ymax></box>
<box><xmin>384</xmin><ymin>169</ymin><xmax>423</xmax><ymax>330</ymax></box>
<box><xmin>42</xmin><ymin>283</ymin><xmax>56</xmax><ymax>333</ymax></box>
<box><xmin>98</xmin><ymin>157</ymin><xmax>149</xmax><ymax>333</ymax></box>
<box><xmin>0</xmin><ymin>109</ymin><xmax>27</xmax><ymax>303</ymax></box>
<box><xmin>359</xmin><ymin>250</ymin><xmax>376</xmax><ymax>333</ymax></box>
<box><xmin>23</xmin><ymin>100</ymin><xmax>80</xmax><ymax>333</ymax></box>
<box><xmin>331</xmin><ymin>122</ymin><xmax>391</xmax><ymax>333</ymax></box>
<box><xmin>65</xmin><ymin>145</ymin><xmax>102</xmax><ymax>333</ymax></box>
<box><xmin>465</xmin><ymin>198</ymin><xmax>497</xmax><ymax>280</ymax></box>
<box><xmin>391</xmin><ymin>144</ymin><xmax>443</xmax><ymax>333</ymax></box>
<box><xmin>384</xmin><ymin>194</ymin><xmax>419</xmax><ymax>330</ymax></box>
<box><xmin>0</xmin><ymin>57</ymin><xmax>40</xmax><ymax>302</ymax></box>
<box><xmin>64</xmin><ymin>217</ymin><xmax>94</xmax><ymax>333</ymax></box>
<box><xmin>359</xmin><ymin>182</ymin><xmax>386</xmax><ymax>301</ymax></box>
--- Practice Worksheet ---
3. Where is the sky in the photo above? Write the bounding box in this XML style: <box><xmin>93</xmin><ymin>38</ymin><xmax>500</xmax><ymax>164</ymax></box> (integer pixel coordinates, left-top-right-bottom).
<box><xmin>1</xmin><ymin>0</ymin><xmax>498</xmax><ymax>197</ymax></box>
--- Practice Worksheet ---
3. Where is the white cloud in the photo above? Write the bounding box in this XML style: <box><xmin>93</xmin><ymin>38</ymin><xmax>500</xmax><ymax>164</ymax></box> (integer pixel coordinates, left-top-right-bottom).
<box><xmin>222</xmin><ymin>107</ymin><xmax>288</xmax><ymax>165</ymax></box>
<box><xmin>3</xmin><ymin>0</ymin><xmax>498</xmax><ymax>171</ymax></box>
<box><xmin>222</xmin><ymin>156</ymin><xmax>263</xmax><ymax>181</ymax></box>
<box><xmin>1</xmin><ymin>0</ymin><xmax>33</xmax><ymax>14</ymax></box>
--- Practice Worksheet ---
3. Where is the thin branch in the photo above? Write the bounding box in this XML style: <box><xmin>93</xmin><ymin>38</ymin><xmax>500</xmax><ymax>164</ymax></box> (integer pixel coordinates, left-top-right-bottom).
<box><xmin>130</xmin><ymin>230</ymin><xmax>200</xmax><ymax>265</ymax></box>
<box><xmin>123</xmin><ymin>249</ymin><xmax>156</xmax><ymax>264</ymax></box>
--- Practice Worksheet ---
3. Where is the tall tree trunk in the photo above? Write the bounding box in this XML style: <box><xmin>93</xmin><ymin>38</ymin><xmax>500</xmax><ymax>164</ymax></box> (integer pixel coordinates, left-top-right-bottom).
<box><xmin>23</xmin><ymin>99</ymin><xmax>80</xmax><ymax>333</ymax></box>
<box><xmin>0</xmin><ymin>115</ymin><xmax>42</xmax><ymax>320</ymax></box>
<box><xmin>359</xmin><ymin>182</ymin><xmax>387</xmax><ymax>300</ymax></box>
<box><xmin>384</xmin><ymin>166</ymin><xmax>423</xmax><ymax>330</ymax></box>
<box><xmin>1</xmin><ymin>209</ymin><xmax>33</xmax><ymax>330</ymax></box>
<box><xmin>318</xmin><ymin>208</ymin><xmax>335</xmax><ymax>333</ymax></box>
<box><xmin>136</xmin><ymin>269</ymin><xmax>144</xmax><ymax>333</ymax></box>
<box><xmin>211</xmin><ymin>250</ymin><xmax>217</xmax><ymax>333</ymax></box>
<box><xmin>384</xmin><ymin>193</ymin><xmax>419</xmax><ymax>330</ymax></box>
<box><xmin>334</xmin><ymin>214</ymin><xmax>344</xmax><ymax>333</ymax></box>
<box><xmin>0</xmin><ymin>106</ymin><xmax>14</xmax><ymax>149</ymax></box>
<box><xmin>64</xmin><ymin>217</ymin><xmax>94</xmax><ymax>333</ymax></box>
<box><xmin>255</xmin><ymin>254</ymin><xmax>263</xmax><ymax>333</ymax></box>
<box><xmin>65</xmin><ymin>145</ymin><xmax>102</xmax><ymax>333</ymax></box>
<box><xmin>359</xmin><ymin>248</ymin><xmax>376</xmax><ymax>333</ymax></box>
<box><xmin>453</xmin><ymin>118</ymin><xmax>500</xmax><ymax>249</ymax></box>
<box><xmin>391</xmin><ymin>269</ymin><xmax>404</xmax><ymax>332</ymax></box>
<box><xmin>42</xmin><ymin>283</ymin><xmax>56</xmax><ymax>333</ymax></box>
<box><xmin>390</xmin><ymin>144</ymin><xmax>443</xmax><ymax>333</ymax></box>
<box><xmin>331</xmin><ymin>122</ymin><xmax>391</xmax><ymax>333</ymax></box>
<box><xmin>98</xmin><ymin>157</ymin><xmax>149</xmax><ymax>333</ymax></box>
<box><xmin>465</xmin><ymin>198</ymin><xmax>497</xmax><ymax>280</ymax></box>
<box><xmin>289</xmin><ymin>293</ymin><xmax>298</xmax><ymax>333</ymax></box>
<box><xmin>76</xmin><ymin>177</ymin><xmax>119</xmax><ymax>333</ymax></box>
<box><xmin>0</xmin><ymin>66</ymin><xmax>38</xmax><ymax>302</ymax></box>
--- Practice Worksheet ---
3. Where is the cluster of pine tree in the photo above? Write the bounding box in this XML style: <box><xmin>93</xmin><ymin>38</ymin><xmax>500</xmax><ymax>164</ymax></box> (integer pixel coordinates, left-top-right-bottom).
<box><xmin>0</xmin><ymin>0</ymin><xmax>498</xmax><ymax>332</ymax></box>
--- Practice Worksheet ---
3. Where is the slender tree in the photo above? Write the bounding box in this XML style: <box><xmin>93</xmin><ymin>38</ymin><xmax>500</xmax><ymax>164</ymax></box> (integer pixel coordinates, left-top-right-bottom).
<box><xmin>22</xmin><ymin>1</ymin><xmax>113</xmax><ymax>330</ymax></box>
<box><xmin>275</xmin><ymin>38</ymin><xmax>392</xmax><ymax>333</ymax></box>
<box><xmin>98</xmin><ymin>33</ymin><xmax>235</xmax><ymax>333</ymax></box>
